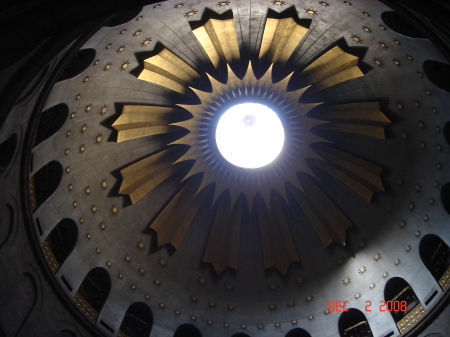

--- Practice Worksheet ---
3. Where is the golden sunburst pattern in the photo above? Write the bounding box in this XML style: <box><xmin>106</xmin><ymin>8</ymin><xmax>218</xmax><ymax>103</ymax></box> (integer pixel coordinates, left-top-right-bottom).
<box><xmin>112</xmin><ymin>9</ymin><xmax>389</xmax><ymax>275</ymax></box>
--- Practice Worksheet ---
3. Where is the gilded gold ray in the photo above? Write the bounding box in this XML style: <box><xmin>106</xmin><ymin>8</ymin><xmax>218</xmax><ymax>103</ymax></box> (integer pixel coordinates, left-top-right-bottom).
<box><xmin>308</xmin><ymin>144</ymin><xmax>384</xmax><ymax>202</ymax></box>
<box><xmin>113</xmin><ymin>105</ymin><xmax>184</xmax><ymax>142</ymax></box>
<box><xmin>308</xmin><ymin>159</ymin><xmax>380</xmax><ymax>202</ymax></box>
<box><xmin>111</xmin><ymin>8</ymin><xmax>388</xmax><ymax>275</ymax></box>
<box><xmin>138</xmin><ymin>48</ymin><xmax>201</xmax><ymax>94</ymax></box>
<box><xmin>256</xmin><ymin>192</ymin><xmax>299</xmax><ymax>274</ymax></box>
<box><xmin>311</xmin><ymin>102</ymin><xmax>390</xmax><ymax>126</ymax></box>
<box><xmin>192</xmin><ymin>18</ymin><xmax>240</xmax><ymax>68</ymax></box>
<box><xmin>312</xmin><ymin>144</ymin><xmax>384</xmax><ymax>192</ymax></box>
<box><xmin>150</xmin><ymin>176</ymin><xmax>211</xmax><ymax>249</ymax></box>
<box><xmin>259</xmin><ymin>17</ymin><xmax>309</xmax><ymax>66</ymax></box>
<box><xmin>287</xmin><ymin>174</ymin><xmax>352</xmax><ymax>248</ymax></box>
<box><xmin>309</xmin><ymin>102</ymin><xmax>391</xmax><ymax>138</ymax></box>
<box><xmin>202</xmin><ymin>192</ymin><xmax>244</xmax><ymax>274</ymax></box>
<box><xmin>119</xmin><ymin>147</ymin><xmax>185</xmax><ymax>204</ymax></box>
<box><xmin>313</xmin><ymin>123</ymin><xmax>387</xmax><ymax>139</ymax></box>
<box><xmin>297</xmin><ymin>173</ymin><xmax>352</xmax><ymax>246</ymax></box>
<box><xmin>297</xmin><ymin>46</ymin><xmax>364</xmax><ymax>96</ymax></box>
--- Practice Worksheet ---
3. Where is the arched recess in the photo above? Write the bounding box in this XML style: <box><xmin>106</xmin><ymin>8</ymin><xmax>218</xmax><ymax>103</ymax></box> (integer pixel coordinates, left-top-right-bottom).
<box><xmin>444</xmin><ymin>122</ymin><xmax>450</xmax><ymax>146</ymax></box>
<box><xmin>73</xmin><ymin>267</ymin><xmax>111</xmax><ymax>324</ymax></box>
<box><xmin>384</xmin><ymin>277</ymin><xmax>425</xmax><ymax>334</ymax></box>
<box><xmin>423</xmin><ymin>60</ymin><xmax>450</xmax><ymax>92</ymax></box>
<box><xmin>11</xmin><ymin>270</ymin><xmax>40</xmax><ymax>337</ymax></box>
<box><xmin>56</xmin><ymin>49</ymin><xmax>96</xmax><ymax>82</ymax></box>
<box><xmin>33</xmin><ymin>104</ymin><xmax>68</xmax><ymax>147</ymax></box>
<box><xmin>56</xmin><ymin>321</ymin><xmax>84</xmax><ymax>337</ymax></box>
<box><xmin>41</xmin><ymin>219</ymin><xmax>78</xmax><ymax>273</ymax></box>
<box><xmin>419</xmin><ymin>234</ymin><xmax>450</xmax><ymax>291</ymax></box>
<box><xmin>104</xmin><ymin>7</ymin><xmax>143</xmax><ymax>27</ymax></box>
<box><xmin>118</xmin><ymin>302</ymin><xmax>153</xmax><ymax>337</ymax></box>
<box><xmin>173</xmin><ymin>324</ymin><xmax>202</xmax><ymax>337</ymax></box>
<box><xmin>0</xmin><ymin>133</ymin><xmax>18</xmax><ymax>175</ymax></box>
<box><xmin>0</xmin><ymin>204</ymin><xmax>14</xmax><ymax>251</ymax></box>
<box><xmin>380</xmin><ymin>11</ymin><xmax>425</xmax><ymax>38</ymax></box>
<box><xmin>232</xmin><ymin>334</ymin><xmax>251</xmax><ymax>337</ymax></box>
<box><xmin>286</xmin><ymin>328</ymin><xmax>312</xmax><ymax>337</ymax></box>
<box><xmin>29</xmin><ymin>161</ymin><xmax>63</xmax><ymax>212</ymax></box>
<box><xmin>440</xmin><ymin>183</ymin><xmax>450</xmax><ymax>215</ymax></box>
<box><xmin>338</xmin><ymin>308</ymin><xmax>373</xmax><ymax>337</ymax></box>
<box><xmin>59</xmin><ymin>330</ymin><xmax>76</xmax><ymax>337</ymax></box>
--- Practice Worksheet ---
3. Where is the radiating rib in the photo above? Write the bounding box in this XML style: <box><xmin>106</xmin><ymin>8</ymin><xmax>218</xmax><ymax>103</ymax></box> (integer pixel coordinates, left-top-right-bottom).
<box><xmin>138</xmin><ymin>48</ymin><xmax>201</xmax><ymax>94</ymax></box>
<box><xmin>308</xmin><ymin>101</ymin><xmax>390</xmax><ymax>139</ymax></box>
<box><xmin>297</xmin><ymin>46</ymin><xmax>364</xmax><ymax>96</ymax></box>
<box><xmin>113</xmin><ymin>105</ymin><xmax>185</xmax><ymax>142</ymax></box>
<box><xmin>291</xmin><ymin>173</ymin><xmax>353</xmax><ymax>247</ymax></box>
<box><xmin>309</xmin><ymin>144</ymin><xmax>384</xmax><ymax>202</ymax></box>
<box><xmin>259</xmin><ymin>17</ymin><xmax>309</xmax><ymax>66</ymax></box>
<box><xmin>312</xmin><ymin>123</ymin><xmax>386</xmax><ymax>139</ymax></box>
<box><xmin>192</xmin><ymin>18</ymin><xmax>240</xmax><ymax>69</ymax></box>
<box><xmin>119</xmin><ymin>146</ymin><xmax>186</xmax><ymax>204</ymax></box>
<box><xmin>202</xmin><ymin>192</ymin><xmax>244</xmax><ymax>274</ymax></box>
<box><xmin>256</xmin><ymin>192</ymin><xmax>299</xmax><ymax>275</ymax></box>
<box><xmin>150</xmin><ymin>176</ymin><xmax>212</xmax><ymax>248</ymax></box>
<box><xmin>309</xmin><ymin>102</ymin><xmax>390</xmax><ymax>125</ymax></box>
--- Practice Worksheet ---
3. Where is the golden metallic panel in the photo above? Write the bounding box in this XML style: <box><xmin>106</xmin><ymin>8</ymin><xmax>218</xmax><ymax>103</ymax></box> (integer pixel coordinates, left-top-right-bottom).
<box><xmin>138</xmin><ymin>70</ymin><xmax>187</xmax><ymax>95</ymax></box>
<box><xmin>287</xmin><ymin>184</ymin><xmax>334</xmax><ymax>247</ymax></box>
<box><xmin>307</xmin><ymin>67</ymin><xmax>365</xmax><ymax>96</ymax></box>
<box><xmin>115</xmin><ymin>125</ymin><xmax>179</xmax><ymax>143</ymax></box>
<box><xmin>299</xmin><ymin>46</ymin><xmax>358</xmax><ymax>84</ymax></box>
<box><xmin>313</xmin><ymin>123</ymin><xmax>386</xmax><ymax>139</ymax></box>
<box><xmin>144</xmin><ymin>49</ymin><xmax>200</xmax><ymax>83</ymax></box>
<box><xmin>138</xmin><ymin>48</ymin><xmax>200</xmax><ymax>94</ymax></box>
<box><xmin>202</xmin><ymin>191</ymin><xmax>232</xmax><ymax>273</ymax></box>
<box><xmin>150</xmin><ymin>177</ymin><xmax>211</xmax><ymax>249</ymax></box>
<box><xmin>313</xmin><ymin>144</ymin><xmax>384</xmax><ymax>194</ymax></box>
<box><xmin>227</xmin><ymin>195</ymin><xmax>244</xmax><ymax>270</ymax></box>
<box><xmin>113</xmin><ymin>105</ymin><xmax>184</xmax><ymax>142</ymax></box>
<box><xmin>259</xmin><ymin>17</ymin><xmax>308</xmax><ymax>66</ymax></box>
<box><xmin>307</xmin><ymin>158</ymin><xmax>379</xmax><ymax>202</ymax></box>
<box><xmin>297</xmin><ymin>174</ymin><xmax>352</xmax><ymax>246</ymax></box>
<box><xmin>119</xmin><ymin>147</ymin><xmax>185</xmax><ymax>204</ymax></box>
<box><xmin>202</xmin><ymin>192</ymin><xmax>243</xmax><ymax>274</ymax></box>
<box><xmin>192</xmin><ymin>18</ymin><xmax>240</xmax><ymax>69</ymax></box>
<box><xmin>311</xmin><ymin>102</ymin><xmax>390</xmax><ymax>126</ymax></box>
<box><xmin>297</xmin><ymin>46</ymin><xmax>364</xmax><ymax>95</ymax></box>
<box><xmin>270</xmin><ymin>192</ymin><xmax>300</xmax><ymax>274</ymax></box>
<box><xmin>193</xmin><ymin>26</ymin><xmax>220</xmax><ymax>68</ymax></box>
<box><xmin>256</xmin><ymin>193</ymin><xmax>299</xmax><ymax>274</ymax></box>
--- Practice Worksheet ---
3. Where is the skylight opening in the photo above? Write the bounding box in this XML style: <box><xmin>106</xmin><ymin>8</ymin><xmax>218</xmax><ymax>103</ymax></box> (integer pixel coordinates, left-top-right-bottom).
<box><xmin>215</xmin><ymin>103</ymin><xmax>285</xmax><ymax>169</ymax></box>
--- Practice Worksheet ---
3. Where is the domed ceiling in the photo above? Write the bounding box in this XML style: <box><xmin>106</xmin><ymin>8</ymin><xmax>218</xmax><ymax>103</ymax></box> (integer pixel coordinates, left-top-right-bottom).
<box><xmin>22</xmin><ymin>0</ymin><xmax>450</xmax><ymax>336</ymax></box>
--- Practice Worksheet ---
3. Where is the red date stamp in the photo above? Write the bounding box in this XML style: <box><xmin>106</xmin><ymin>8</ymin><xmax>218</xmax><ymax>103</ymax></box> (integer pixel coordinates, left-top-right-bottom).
<box><xmin>328</xmin><ymin>301</ymin><xmax>408</xmax><ymax>312</ymax></box>
<box><xmin>328</xmin><ymin>301</ymin><xmax>350</xmax><ymax>311</ymax></box>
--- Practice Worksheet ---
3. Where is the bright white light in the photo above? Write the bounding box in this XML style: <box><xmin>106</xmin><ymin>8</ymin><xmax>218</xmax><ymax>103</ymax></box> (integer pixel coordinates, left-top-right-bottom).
<box><xmin>215</xmin><ymin>103</ymin><xmax>285</xmax><ymax>169</ymax></box>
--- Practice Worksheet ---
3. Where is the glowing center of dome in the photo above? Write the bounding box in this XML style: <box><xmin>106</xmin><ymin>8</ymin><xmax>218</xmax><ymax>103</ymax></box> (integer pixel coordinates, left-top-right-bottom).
<box><xmin>215</xmin><ymin>103</ymin><xmax>285</xmax><ymax>169</ymax></box>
